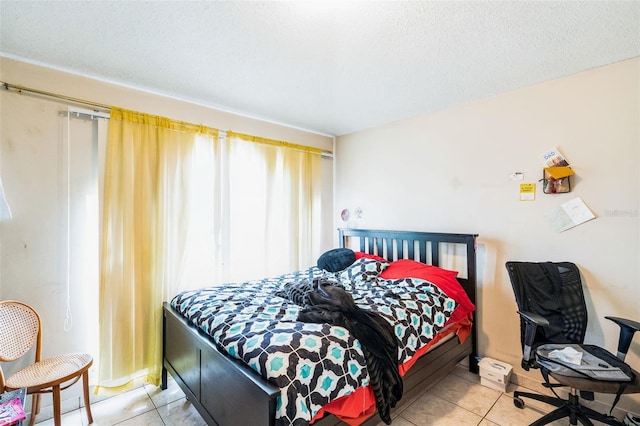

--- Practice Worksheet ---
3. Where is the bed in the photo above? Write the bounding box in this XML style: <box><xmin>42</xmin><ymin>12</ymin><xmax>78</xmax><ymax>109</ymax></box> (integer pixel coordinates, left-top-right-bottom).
<box><xmin>162</xmin><ymin>228</ymin><xmax>479</xmax><ymax>425</ymax></box>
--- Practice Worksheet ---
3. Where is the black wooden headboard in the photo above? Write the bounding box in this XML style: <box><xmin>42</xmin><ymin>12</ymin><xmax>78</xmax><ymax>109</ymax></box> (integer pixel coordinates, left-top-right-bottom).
<box><xmin>338</xmin><ymin>227</ymin><xmax>479</xmax><ymax>372</ymax></box>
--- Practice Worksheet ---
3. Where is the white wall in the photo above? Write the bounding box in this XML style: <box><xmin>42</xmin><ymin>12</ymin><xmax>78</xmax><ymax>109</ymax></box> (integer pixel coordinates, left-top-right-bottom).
<box><xmin>0</xmin><ymin>57</ymin><xmax>334</xmax><ymax>411</ymax></box>
<box><xmin>335</xmin><ymin>57</ymin><xmax>640</xmax><ymax>411</ymax></box>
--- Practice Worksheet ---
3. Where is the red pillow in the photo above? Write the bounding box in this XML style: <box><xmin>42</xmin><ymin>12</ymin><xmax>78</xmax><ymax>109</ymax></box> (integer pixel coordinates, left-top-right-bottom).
<box><xmin>354</xmin><ymin>251</ymin><xmax>387</xmax><ymax>262</ymax></box>
<box><xmin>379</xmin><ymin>259</ymin><xmax>475</xmax><ymax>324</ymax></box>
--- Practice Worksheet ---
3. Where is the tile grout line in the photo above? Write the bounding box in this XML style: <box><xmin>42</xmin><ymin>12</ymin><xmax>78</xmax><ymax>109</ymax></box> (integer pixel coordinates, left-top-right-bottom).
<box><xmin>480</xmin><ymin>391</ymin><xmax>506</xmax><ymax>426</ymax></box>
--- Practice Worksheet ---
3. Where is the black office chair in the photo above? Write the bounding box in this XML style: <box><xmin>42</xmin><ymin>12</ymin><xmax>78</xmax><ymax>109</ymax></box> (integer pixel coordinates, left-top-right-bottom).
<box><xmin>505</xmin><ymin>261</ymin><xmax>640</xmax><ymax>426</ymax></box>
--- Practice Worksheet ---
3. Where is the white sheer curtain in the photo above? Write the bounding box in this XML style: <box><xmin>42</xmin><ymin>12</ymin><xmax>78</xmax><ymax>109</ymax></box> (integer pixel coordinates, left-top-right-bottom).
<box><xmin>218</xmin><ymin>131</ymin><xmax>323</xmax><ymax>283</ymax></box>
<box><xmin>178</xmin><ymin>130</ymin><xmax>323</xmax><ymax>287</ymax></box>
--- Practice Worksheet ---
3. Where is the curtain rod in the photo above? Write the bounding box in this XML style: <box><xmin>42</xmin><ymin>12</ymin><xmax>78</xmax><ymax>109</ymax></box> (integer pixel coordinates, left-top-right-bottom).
<box><xmin>1</xmin><ymin>80</ymin><xmax>111</xmax><ymax>111</ymax></box>
<box><xmin>1</xmin><ymin>80</ymin><xmax>334</xmax><ymax>158</ymax></box>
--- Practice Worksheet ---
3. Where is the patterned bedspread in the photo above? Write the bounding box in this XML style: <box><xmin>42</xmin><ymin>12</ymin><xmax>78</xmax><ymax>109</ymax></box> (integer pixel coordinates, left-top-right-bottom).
<box><xmin>170</xmin><ymin>265</ymin><xmax>457</xmax><ymax>425</ymax></box>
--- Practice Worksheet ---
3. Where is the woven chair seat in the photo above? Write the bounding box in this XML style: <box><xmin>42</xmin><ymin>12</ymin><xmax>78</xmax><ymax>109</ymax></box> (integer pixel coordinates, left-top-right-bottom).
<box><xmin>1</xmin><ymin>301</ymin><xmax>94</xmax><ymax>425</ymax></box>
<box><xmin>5</xmin><ymin>353</ymin><xmax>93</xmax><ymax>391</ymax></box>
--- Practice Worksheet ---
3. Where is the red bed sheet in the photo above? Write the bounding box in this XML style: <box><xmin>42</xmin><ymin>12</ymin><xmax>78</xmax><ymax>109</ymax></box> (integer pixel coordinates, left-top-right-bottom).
<box><xmin>310</xmin><ymin>317</ymin><xmax>472</xmax><ymax>425</ymax></box>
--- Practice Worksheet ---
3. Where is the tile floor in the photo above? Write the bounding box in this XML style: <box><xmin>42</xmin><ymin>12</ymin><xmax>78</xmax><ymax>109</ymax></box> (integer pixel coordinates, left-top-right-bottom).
<box><xmin>32</xmin><ymin>364</ymin><xmax>630</xmax><ymax>426</ymax></box>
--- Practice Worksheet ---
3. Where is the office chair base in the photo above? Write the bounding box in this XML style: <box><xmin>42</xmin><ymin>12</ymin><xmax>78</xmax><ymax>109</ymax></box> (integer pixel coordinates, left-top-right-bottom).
<box><xmin>514</xmin><ymin>390</ymin><xmax>624</xmax><ymax>426</ymax></box>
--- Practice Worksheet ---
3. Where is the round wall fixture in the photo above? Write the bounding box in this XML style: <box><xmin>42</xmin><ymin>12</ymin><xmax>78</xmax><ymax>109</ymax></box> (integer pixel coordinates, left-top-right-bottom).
<box><xmin>340</xmin><ymin>208</ymin><xmax>350</xmax><ymax>222</ymax></box>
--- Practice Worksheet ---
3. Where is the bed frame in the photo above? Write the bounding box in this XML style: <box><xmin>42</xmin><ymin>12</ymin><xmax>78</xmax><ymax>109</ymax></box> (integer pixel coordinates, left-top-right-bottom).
<box><xmin>162</xmin><ymin>228</ymin><xmax>478</xmax><ymax>426</ymax></box>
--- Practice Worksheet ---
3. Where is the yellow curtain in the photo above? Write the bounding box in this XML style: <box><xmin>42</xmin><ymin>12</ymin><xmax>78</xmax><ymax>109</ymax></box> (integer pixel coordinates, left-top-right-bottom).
<box><xmin>96</xmin><ymin>108</ymin><xmax>218</xmax><ymax>393</ymax></box>
<box><xmin>96</xmin><ymin>113</ymin><xmax>321</xmax><ymax>393</ymax></box>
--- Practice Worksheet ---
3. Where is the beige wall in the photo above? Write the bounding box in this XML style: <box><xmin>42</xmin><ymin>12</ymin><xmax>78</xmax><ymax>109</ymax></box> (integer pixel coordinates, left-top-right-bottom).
<box><xmin>0</xmin><ymin>57</ymin><xmax>334</xmax><ymax>410</ymax></box>
<box><xmin>0</xmin><ymin>56</ymin><xmax>335</xmax><ymax>261</ymax></box>
<box><xmin>0</xmin><ymin>57</ymin><xmax>334</xmax><ymax>150</ymax></box>
<box><xmin>2</xmin><ymin>55</ymin><xmax>639</xmax><ymax>412</ymax></box>
<box><xmin>335</xmin><ymin>57</ymin><xmax>640</xmax><ymax>411</ymax></box>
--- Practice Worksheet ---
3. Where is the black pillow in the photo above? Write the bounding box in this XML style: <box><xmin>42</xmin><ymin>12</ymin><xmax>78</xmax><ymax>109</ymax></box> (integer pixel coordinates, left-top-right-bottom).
<box><xmin>317</xmin><ymin>248</ymin><xmax>356</xmax><ymax>272</ymax></box>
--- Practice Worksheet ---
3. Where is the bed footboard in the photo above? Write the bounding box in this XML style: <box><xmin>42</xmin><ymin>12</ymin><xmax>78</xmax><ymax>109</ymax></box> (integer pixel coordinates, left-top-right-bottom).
<box><xmin>162</xmin><ymin>302</ymin><xmax>280</xmax><ymax>425</ymax></box>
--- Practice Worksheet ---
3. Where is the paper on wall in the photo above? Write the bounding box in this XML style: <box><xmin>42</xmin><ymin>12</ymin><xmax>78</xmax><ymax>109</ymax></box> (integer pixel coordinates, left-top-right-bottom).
<box><xmin>545</xmin><ymin>197</ymin><xmax>595</xmax><ymax>232</ymax></box>
<box><xmin>519</xmin><ymin>183</ymin><xmax>535</xmax><ymax>201</ymax></box>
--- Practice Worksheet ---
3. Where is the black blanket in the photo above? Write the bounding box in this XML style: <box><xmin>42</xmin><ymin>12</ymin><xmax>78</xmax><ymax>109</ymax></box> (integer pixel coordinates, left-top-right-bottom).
<box><xmin>298</xmin><ymin>278</ymin><xmax>402</xmax><ymax>424</ymax></box>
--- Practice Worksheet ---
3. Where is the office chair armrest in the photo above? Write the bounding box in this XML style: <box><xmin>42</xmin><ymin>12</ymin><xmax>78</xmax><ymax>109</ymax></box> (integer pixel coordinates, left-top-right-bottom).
<box><xmin>605</xmin><ymin>316</ymin><xmax>640</xmax><ymax>361</ymax></box>
<box><xmin>518</xmin><ymin>310</ymin><xmax>549</xmax><ymax>370</ymax></box>
<box><xmin>518</xmin><ymin>310</ymin><xmax>550</xmax><ymax>327</ymax></box>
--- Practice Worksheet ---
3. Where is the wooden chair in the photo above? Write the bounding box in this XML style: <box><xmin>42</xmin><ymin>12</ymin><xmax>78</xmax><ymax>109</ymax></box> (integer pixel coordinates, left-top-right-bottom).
<box><xmin>0</xmin><ymin>300</ymin><xmax>93</xmax><ymax>425</ymax></box>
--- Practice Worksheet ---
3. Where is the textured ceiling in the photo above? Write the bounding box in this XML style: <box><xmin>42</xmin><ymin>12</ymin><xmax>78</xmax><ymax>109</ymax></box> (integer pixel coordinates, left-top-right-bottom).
<box><xmin>1</xmin><ymin>1</ymin><xmax>639</xmax><ymax>136</ymax></box>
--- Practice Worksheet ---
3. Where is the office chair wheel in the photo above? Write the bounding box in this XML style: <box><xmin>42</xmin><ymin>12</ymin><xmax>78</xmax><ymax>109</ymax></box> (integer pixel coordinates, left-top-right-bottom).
<box><xmin>514</xmin><ymin>396</ymin><xmax>525</xmax><ymax>409</ymax></box>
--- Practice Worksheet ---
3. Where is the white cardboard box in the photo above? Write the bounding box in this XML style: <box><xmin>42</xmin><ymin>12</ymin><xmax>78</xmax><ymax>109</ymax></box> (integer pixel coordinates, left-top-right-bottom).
<box><xmin>478</xmin><ymin>357</ymin><xmax>513</xmax><ymax>392</ymax></box>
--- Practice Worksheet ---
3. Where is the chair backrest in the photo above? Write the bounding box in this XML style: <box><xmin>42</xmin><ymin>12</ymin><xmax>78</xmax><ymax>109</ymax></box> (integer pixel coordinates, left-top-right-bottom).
<box><xmin>506</xmin><ymin>261</ymin><xmax>588</xmax><ymax>348</ymax></box>
<box><xmin>0</xmin><ymin>300</ymin><xmax>42</xmax><ymax>362</ymax></box>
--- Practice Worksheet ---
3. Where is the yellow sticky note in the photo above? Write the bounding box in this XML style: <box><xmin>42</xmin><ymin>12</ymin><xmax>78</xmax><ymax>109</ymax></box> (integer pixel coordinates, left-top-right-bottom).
<box><xmin>520</xmin><ymin>183</ymin><xmax>536</xmax><ymax>201</ymax></box>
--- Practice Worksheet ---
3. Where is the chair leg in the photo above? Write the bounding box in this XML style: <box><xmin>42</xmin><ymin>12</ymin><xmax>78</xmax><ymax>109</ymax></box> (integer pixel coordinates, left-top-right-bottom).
<box><xmin>82</xmin><ymin>371</ymin><xmax>94</xmax><ymax>424</ymax></box>
<box><xmin>519</xmin><ymin>388</ymin><xmax>624</xmax><ymax>426</ymax></box>
<box><xmin>531</xmin><ymin>403</ymin><xmax>597</xmax><ymax>426</ymax></box>
<box><xmin>28</xmin><ymin>394</ymin><xmax>40</xmax><ymax>426</ymax></box>
<box><xmin>531</xmin><ymin>405</ymin><xmax>572</xmax><ymax>426</ymax></box>
<box><xmin>580</xmin><ymin>404</ymin><xmax>624</xmax><ymax>426</ymax></box>
<box><xmin>573</xmin><ymin>408</ymin><xmax>595</xmax><ymax>426</ymax></box>
<box><xmin>514</xmin><ymin>390</ymin><xmax>565</xmax><ymax>409</ymax></box>
<box><xmin>52</xmin><ymin>385</ymin><xmax>62</xmax><ymax>426</ymax></box>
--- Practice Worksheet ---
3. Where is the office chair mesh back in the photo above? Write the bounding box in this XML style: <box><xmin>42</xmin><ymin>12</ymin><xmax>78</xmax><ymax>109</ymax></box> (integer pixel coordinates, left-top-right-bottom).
<box><xmin>506</xmin><ymin>261</ymin><xmax>588</xmax><ymax>348</ymax></box>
